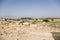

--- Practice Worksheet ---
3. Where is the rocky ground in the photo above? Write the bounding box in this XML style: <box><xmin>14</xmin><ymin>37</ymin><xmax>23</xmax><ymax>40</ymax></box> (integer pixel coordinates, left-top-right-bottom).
<box><xmin>0</xmin><ymin>18</ymin><xmax>60</xmax><ymax>40</ymax></box>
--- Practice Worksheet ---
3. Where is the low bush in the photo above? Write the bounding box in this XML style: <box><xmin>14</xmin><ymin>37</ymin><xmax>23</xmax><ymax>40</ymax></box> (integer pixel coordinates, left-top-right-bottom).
<box><xmin>43</xmin><ymin>18</ymin><xmax>49</xmax><ymax>22</ymax></box>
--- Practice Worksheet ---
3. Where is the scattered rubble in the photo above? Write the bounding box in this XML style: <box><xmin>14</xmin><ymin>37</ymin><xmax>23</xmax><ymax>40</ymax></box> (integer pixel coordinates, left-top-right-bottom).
<box><xmin>0</xmin><ymin>18</ymin><xmax>60</xmax><ymax>40</ymax></box>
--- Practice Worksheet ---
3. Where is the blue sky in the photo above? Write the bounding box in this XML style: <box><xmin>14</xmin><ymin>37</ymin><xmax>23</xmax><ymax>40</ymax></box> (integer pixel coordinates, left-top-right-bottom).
<box><xmin>0</xmin><ymin>0</ymin><xmax>60</xmax><ymax>18</ymax></box>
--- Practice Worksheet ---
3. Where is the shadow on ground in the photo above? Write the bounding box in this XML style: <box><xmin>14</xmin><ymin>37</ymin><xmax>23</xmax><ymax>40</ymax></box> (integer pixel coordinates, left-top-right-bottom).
<box><xmin>51</xmin><ymin>32</ymin><xmax>60</xmax><ymax>40</ymax></box>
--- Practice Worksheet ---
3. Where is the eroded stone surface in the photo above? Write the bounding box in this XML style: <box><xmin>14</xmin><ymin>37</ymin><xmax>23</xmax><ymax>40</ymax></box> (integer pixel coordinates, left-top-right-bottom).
<box><xmin>0</xmin><ymin>20</ymin><xmax>60</xmax><ymax>40</ymax></box>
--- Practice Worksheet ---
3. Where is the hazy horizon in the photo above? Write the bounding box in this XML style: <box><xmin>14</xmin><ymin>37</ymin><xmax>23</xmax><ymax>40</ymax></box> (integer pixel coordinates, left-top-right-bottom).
<box><xmin>0</xmin><ymin>0</ymin><xmax>60</xmax><ymax>18</ymax></box>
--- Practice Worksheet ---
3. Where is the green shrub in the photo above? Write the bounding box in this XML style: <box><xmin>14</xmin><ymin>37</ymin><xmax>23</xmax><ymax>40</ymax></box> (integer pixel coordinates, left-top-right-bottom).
<box><xmin>16</xmin><ymin>19</ymin><xmax>20</xmax><ymax>21</ymax></box>
<box><xmin>51</xmin><ymin>18</ymin><xmax>54</xmax><ymax>21</ymax></box>
<box><xmin>43</xmin><ymin>18</ymin><xmax>49</xmax><ymax>22</ymax></box>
